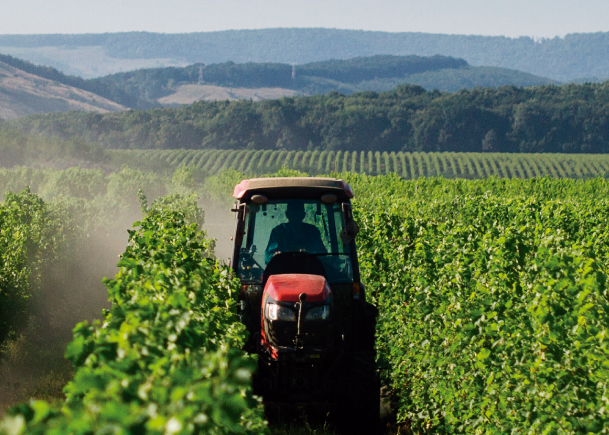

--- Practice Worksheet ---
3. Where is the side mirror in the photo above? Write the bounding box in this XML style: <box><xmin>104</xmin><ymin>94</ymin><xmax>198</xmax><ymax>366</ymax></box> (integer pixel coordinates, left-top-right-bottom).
<box><xmin>340</xmin><ymin>203</ymin><xmax>359</xmax><ymax>244</ymax></box>
<box><xmin>347</xmin><ymin>219</ymin><xmax>359</xmax><ymax>238</ymax></box>
<box><xmin>234</xmin><ymin>203</ymin><xmax>247</xmax><ymax>237</ymax></box>
<box><xmin>340</xmin><ymin>220</ymin><xmax>359</xmax><ymax>245</ymax></box>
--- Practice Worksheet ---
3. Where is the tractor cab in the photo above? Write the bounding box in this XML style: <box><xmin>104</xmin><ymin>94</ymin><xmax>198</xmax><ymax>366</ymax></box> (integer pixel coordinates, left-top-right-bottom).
<box><xmin>231</xmin><ymin>177</ymin><xmax>379</xmax><ymax>433</ymax></box>
<box><xmin>235</xmin><ymin>185</ymin><xmax>358</xmax><ymax>284</ymax></box>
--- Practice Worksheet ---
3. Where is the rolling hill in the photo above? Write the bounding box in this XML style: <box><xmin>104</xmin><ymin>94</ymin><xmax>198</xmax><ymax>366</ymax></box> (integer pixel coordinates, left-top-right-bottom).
<box><xmin>0</xmin><ymin>60</ymin><xmax>126</xmax><ymax>120</ymax></box>
<box><xmin>0</xmin><ymin>29</ymin><xmax>608</xmax><ymax>81</ymax></box>
<box><xmin>0</xmin><ymin>53</ymin><xmax>158</xmax><ymax>110</ymax></box>
<box><xmin>89</xmin><ymin>55</ymin><xmax>556</xmax><ymax>107</ymax></box>
<box><xmin>0</xmin><ymin>53</ymin><xmax>555</xmax><ymax>110</ymax></box>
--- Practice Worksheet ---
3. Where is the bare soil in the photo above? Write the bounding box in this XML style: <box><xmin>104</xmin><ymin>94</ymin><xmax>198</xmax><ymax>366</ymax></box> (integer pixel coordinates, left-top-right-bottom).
<box><xmin>159</xmin><ymin>84</ymin><xmax>304</xmax><ymax>106</ymax></box>
<box><xmin>0</xmin><ymin>61</ymin><xmax>126</xmax><ymax>119</ymax></box>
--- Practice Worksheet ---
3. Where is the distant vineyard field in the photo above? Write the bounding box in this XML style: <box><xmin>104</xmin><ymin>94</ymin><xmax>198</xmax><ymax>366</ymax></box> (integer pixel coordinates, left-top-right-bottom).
<box><xmin>113</xmin><ymin>149</ymin><xmax>609</xmax><ymax>179</ymax></box>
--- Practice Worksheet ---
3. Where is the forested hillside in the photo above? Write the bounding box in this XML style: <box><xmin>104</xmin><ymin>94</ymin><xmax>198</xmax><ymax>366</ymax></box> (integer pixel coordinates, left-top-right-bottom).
<box><xmin>1</xmin><ymin>29</ymin><xmax>608</xmax><ymax>81</ymax></box>
<box><xmin>10</xmin><ymin>81</ymin><xmax>609</xmax><ymax>154</ymax></box>
<box><xmin>91</xmin><ymin>55</ymin><xmax>466</xmax><ymax>99</ymax></box>
<box><xmin>0</xmin><ymin>52</ymin><xmax>554</xmax><ymax>112</ymax></box>
<box><xmin>91</xmin><ymin>55</ymin><xmax>555</xmax><ymax>102</ymax></box>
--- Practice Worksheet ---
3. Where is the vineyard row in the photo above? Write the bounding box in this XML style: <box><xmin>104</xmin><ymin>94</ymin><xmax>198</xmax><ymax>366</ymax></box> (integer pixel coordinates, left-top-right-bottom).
<box><xmin>113</xmin><ymin>149</ymin><xmax>609</xmax><ymax>179</ymax></box>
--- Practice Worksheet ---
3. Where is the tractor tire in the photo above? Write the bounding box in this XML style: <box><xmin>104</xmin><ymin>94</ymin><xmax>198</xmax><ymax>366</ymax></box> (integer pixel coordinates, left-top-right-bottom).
<box><xmin>336</xmin><ymin>349</ymin><xmax>381</xmax><ymax>435</ymax></box>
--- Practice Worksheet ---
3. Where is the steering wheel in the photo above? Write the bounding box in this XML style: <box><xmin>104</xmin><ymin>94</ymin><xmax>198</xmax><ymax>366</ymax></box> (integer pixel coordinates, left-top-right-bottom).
<box><xmin>240</xmin><ymin>248</ymin><xmax>264</xmax><ymax>271</ymax></box>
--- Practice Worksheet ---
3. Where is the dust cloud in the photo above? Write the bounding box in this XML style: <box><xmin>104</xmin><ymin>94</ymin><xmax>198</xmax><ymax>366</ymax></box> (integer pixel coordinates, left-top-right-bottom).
<box><xmin>201</xmin><ymin>199</ymin><xmax>235</xmax><ymax>264</ymax></box>
<box><xmin>0</xmin><ymin>197</ymin><xmax>236</xmax><ymax>414</ymax></box>
<box><xmin>0</xmin><ymin>196</ymin><xmax>235</xmax><ymax>415</ymax></box>
<box><xmin>0</xmin><ymin>208</ymin><xmax>142</xmax><ymax>415</ymax></box>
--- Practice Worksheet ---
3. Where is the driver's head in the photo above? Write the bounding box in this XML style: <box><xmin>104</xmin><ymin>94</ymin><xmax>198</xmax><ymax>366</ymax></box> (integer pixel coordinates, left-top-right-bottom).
<box><xmin>285</xmin><ymin>202</ymin><xmax>306</xmax><ymax>222</ymax></box>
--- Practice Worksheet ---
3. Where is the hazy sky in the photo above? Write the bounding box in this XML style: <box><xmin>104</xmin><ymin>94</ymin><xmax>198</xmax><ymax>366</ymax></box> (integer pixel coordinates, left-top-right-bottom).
<box><xmin>2</xmin><ymin>0</ymin><xmax>608</xmax><ymax>38</ymax></box>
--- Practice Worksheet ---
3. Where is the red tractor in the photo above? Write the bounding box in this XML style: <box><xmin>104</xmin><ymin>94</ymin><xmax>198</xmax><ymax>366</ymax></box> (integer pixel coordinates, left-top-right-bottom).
<box><xmin>230</xmin><ymin>177</ymin><xmax>380</xmax><ymax>433</ymax></box>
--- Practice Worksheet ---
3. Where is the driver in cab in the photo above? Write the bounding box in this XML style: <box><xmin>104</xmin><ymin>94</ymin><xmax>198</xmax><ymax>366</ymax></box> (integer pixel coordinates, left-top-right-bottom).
<box><xmin>265</xmin><ymin>202</ymin><xmax>327</xmax><ymax>264</ymax></box>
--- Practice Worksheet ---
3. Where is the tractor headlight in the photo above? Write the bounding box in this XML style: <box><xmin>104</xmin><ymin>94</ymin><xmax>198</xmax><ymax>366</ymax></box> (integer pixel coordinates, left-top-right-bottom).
<box><xmin>266</xmin><ymin>303</ymin><xmax>296</xmax><ymax>321</ymax></box>
<box><xmin>304</xmin><ymin>305</ymin><xmax>331</xmax><ymax>321</ymax></box>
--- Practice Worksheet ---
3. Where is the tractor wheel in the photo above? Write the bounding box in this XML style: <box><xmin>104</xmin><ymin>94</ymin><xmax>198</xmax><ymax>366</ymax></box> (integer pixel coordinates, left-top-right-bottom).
<box><xmin>336</xmin><ymin>349</ymin><xmax>381</xmax><ymax>435</ymax></box>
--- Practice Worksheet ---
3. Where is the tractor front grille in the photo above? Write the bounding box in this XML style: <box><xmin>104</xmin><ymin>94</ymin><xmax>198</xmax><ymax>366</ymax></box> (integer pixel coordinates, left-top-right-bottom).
<box><xmin>265</xmin><ymin>318</ymin><xmax>333</xmax><ymax>349</ymax></box>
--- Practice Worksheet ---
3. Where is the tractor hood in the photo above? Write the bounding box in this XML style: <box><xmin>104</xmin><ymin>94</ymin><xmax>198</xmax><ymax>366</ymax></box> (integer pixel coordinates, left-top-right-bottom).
<box><xmin>264</xmin><ymin>274</ymin><xmax>330</xmax><ymax>302</ymax></box>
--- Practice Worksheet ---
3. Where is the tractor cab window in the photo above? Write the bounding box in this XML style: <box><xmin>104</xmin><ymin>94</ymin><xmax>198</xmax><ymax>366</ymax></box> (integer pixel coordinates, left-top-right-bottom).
<box><xmin>238</xmin><ymin>199</ymin><xmax>353</xmax><ymax>284</ymax></box>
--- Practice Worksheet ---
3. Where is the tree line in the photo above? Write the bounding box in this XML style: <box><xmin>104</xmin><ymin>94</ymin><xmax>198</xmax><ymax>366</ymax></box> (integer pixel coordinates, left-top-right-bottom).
<box><xmin>9</xmin><ymin>81</ymin><xmax>609</xmax><ymax>154</ymax></box>
<box><xmin>89</xmin><ymin>55</ymin><xmax>468</xmax><ymax>99</ymax></box>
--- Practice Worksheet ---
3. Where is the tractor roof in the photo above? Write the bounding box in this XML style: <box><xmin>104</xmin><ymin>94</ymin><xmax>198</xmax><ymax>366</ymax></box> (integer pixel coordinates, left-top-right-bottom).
<box><xmin>233</xmin><ymin>177</ymin><xmax>354</xmax><ymax>200</ymax></box>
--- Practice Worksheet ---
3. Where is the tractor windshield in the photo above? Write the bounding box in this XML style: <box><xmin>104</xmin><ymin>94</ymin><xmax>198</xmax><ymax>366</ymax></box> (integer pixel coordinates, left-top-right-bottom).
<box><xmin>238</xmin><ymin>199</ymin><xmax>353</xmax><ymax>284</ymax></box>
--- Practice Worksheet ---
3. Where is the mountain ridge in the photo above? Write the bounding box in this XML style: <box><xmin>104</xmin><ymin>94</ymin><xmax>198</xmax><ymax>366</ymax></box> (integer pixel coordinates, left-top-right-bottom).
<box><xmin>0</xmin><ymin>29</ymin><xmax>607</xmax><ymax>81</ymax></box>
<box><xmin>90</xmin><ymin>55</ymin><xmax>557</xmax><ymax>106</ymax></box>
<box><xmin>0</xmin><ymin>53</ymin><xmax>557</xmax><ymax>112</ymax></box>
